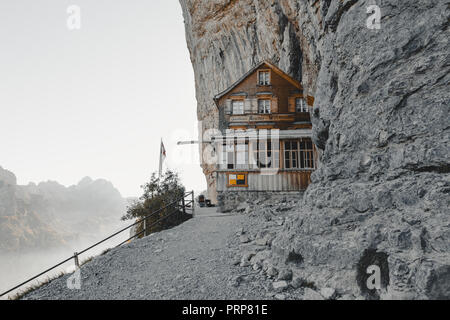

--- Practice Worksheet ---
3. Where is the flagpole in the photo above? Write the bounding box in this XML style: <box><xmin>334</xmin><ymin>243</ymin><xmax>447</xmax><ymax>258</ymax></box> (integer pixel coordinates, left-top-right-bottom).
<box><xmin>159</xmin><ymin>138</ymin><xmax>162</xmax><ymax>179</ymax></box>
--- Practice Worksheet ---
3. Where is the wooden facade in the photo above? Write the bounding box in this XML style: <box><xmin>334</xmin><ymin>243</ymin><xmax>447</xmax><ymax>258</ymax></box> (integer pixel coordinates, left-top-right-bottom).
<box><xmin>213</xmin><ymin>61</ymin><xmax>316</xmax><ymax>194</ymax></box>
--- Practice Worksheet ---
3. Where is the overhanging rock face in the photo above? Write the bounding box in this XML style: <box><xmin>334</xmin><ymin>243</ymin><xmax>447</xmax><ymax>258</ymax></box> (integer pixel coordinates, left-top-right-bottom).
<box><xmin>180</xmin><ymin>0</ymin><xmax>450</xmax><ymax>299</ymax></box>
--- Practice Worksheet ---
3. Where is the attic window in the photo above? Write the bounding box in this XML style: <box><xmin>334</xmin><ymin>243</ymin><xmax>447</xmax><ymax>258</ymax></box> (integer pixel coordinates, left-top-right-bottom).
<box><xmin>258</xmin><ymin>70</ymin><xmax>270</xmax><ymax>86</ymax></box>
<box><xmin>295</xmin><ymin>98</ymin><xmax>308</xmax><ymax>113</ymax></box>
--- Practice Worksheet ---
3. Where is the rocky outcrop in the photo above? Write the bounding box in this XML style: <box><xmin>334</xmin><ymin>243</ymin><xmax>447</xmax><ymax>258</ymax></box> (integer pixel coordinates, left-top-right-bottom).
<box><xmin>180</xmin><ymin>0</ymin><xmax>450</xmax><ymax>299</ymax></box>
<box><xmin>0</xmin><ymin>167</ymin><xmax>65</xmax><ymax>252</ymax></box>
<box><xmin>0</xmin><ymin>166</ymin><xmax>127</xmax><ymax>252</ymax></box>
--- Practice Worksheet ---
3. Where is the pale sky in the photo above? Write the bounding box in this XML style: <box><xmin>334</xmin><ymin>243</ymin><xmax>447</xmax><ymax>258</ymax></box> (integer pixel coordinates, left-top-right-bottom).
<box><xmin>0</xmin><ymin>0</ymin><xmax>206</xmax><ymax>197</ymax></box>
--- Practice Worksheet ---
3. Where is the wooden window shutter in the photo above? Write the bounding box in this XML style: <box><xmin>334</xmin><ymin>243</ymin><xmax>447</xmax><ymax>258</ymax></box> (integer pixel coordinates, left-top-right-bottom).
<box><xmin>288</xmin><ymin>97</ymin><xmax>296</xmax><ymax>113</ymax></box>
<box><xmin>271</xmin><ymin>97</ymin><xmax>278</xmax><ymax>113</ymax></box>
<box><xmin>306</xmin><ymin>95</ymin><xmax>315</xmax><ymax>107</ymax></box>
<box><xmin>250</xmin><ymin>98</ymin><xmax>258</xmax><ymax>113</ymax></box>
<box><xmin>244</xmin><ymin>99</ymin><xmax>252</xmax><ymax>114</ymax></box>
<box><xmin>225</xmin><ymin>99</ymin><xmax>232</xmax><ymax>114</ymax></box>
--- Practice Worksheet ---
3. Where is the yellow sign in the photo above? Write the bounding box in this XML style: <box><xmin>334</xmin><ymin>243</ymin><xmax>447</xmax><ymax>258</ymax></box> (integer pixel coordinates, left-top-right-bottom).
<box><xmin>228</xmin><ymin>173</ymin><xmax>247</xmax><ymax>186</ymax></box>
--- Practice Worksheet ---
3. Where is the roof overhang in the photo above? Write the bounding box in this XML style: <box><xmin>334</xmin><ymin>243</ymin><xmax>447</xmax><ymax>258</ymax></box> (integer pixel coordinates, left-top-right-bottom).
<box><xmin>213</xmin><ymin>60</ymin><xmax>303</xmax><ymax>109</ymax></box>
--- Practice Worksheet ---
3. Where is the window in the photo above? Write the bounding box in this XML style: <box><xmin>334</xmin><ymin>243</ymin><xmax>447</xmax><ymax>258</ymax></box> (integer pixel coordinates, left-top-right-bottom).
<box><xmin>258</xmin><ymin>140</ymin><xmax>270</xmax><ymax>168</ymax></box>
<box><xmin>253</xmin><ymin>140</ymin><xmax>279</xmax><ymax>169</ymax></box>
<box><xmin>236</xmin><ymin>141</ymin><xmax>249</xmax><ymax>169</ymax></box>
<box><xmin>221</xmin><ymin>140</ymin><xmax>249</xmax><ymax>170</ymax></box>
<box><xmin>258</xmin><ymin>71</ymin><xmax>270</xmax><ymax>85</ymax></box>
<box><xmin>299</xmin><ymin>139</ymin><xmax>315</xmax><ymax>169</ymax></box>
<box><xmin>232</xmin><ymin>100</ymin><xmax>244</xmax><ymax>115</ymax></box>
<box><xmin>258</xmin><ymin>99</ymin><xmax>271</xmax><ymax>114</ymax></box>
<box><xmin>226</xmin><ymin>143</ymin><xmax>235</xmax><ymax>169</ymax></box>
<box><xmin>284</xmin><ymin>141</ymin><xmax>298</xmax><ymax>169</ymax></box>
<box><xmin>295</xmin><ymin>98</ymin><xmax>308</xmax><ymax>113</ymax></box>
<box><xmin>284</xmin><ymin>139</ymin><xmax>315</xmax><ymax>169</ymax></box>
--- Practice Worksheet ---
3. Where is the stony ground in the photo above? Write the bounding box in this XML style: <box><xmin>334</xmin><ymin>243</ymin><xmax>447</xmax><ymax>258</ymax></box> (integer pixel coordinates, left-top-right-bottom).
<box><xmin>22</xmin><ymin>196</ymin><xmax>337</xmax><ymax>300</ymax></box>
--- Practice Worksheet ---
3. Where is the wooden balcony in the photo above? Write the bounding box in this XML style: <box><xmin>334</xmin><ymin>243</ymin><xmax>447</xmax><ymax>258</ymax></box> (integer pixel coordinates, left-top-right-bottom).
<box><xmin>228</xmin><ymin>112</ymin><xmax>311</xmax><ymax>126</ymax></box>
<box><xmin>229</xmin><ymin>113</ymin><xmax>296</xmax><ymax>123</ymax></box>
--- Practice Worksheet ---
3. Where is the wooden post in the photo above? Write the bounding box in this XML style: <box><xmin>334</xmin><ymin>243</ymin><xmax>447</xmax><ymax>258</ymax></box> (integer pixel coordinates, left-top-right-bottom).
<box><xmin>182</xmin><ymin>196</ymin><xmax>186</xmax><ymax>215</ymax></box>
<box><xmin>74</xmin><ymin>252</ymin><xmax>80</xmax><ymax>269</ymax></box>
<box><xmin>143</xmin><ymin>217</ymin><xmax>147</xmax><ymax>237</ymax></box>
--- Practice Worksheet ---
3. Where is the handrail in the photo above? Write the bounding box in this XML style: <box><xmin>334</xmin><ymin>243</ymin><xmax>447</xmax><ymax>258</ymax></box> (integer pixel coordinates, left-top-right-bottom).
<box><xmin>115</xmin><ymin>205</ymin><xmax>183</xmax><ymax>247</ymax></box>
<box><xmin>0</xmin><ymin>190</ymin><xmax>194</xmax><ymax>298</ymax></box>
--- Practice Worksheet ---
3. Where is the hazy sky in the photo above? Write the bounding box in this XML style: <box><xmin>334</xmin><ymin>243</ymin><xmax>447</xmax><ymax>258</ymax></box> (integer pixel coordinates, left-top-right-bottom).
<box><xmin>0</xmin><ymin>0</ymin><xmax>206</xmax><ymax>197</ymax></box>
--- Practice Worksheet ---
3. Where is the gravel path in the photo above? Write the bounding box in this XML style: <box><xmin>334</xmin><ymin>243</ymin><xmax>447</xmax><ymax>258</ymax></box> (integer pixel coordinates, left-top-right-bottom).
<box><xmin>22</xmin><ymin>207</ymin><xmax>271</xmax><ymax>300</ymax></box>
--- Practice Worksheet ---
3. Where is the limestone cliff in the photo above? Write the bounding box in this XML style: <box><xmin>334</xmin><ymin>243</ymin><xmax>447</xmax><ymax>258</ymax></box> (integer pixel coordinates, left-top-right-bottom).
<box><xmin>0</xmin><ymin>166</ymin><xmax>127</xmax><ymax>253</ymax></box>
<box><xmin>180</xmin><ymin>0</ymin><xmax>449</xmax><ymax>299</ymax></box>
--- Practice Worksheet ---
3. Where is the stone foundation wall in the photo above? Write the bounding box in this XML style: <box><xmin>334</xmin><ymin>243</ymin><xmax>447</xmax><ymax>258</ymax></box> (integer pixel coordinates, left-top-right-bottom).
<box><xmin>217</xmin><ymin>191</ymin><xmax>303</xmax><ymax>213</ymax></box>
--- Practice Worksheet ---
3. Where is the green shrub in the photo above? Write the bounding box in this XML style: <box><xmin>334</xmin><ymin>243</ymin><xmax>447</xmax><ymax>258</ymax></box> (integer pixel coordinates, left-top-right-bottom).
<box><xmin>121</xmin><ymin>170</ymin><xmax>189</xmax><ymax>237</ymax></box>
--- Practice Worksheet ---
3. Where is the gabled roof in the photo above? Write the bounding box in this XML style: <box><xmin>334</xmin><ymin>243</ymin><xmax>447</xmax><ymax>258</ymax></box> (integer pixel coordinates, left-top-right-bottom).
<box><xmin>213</xmin><ymin>60</ymin><xmax>303</xmax><ymax>104</ymax></box>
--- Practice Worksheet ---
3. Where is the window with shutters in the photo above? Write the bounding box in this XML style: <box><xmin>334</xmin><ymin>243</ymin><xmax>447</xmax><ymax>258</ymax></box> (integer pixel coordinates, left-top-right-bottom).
<box><xmin>295</xmin><ymin>98</ymin><xmax>308</xmax><ymax>113</ymax></box>
<box><xmin>232</xmin><ymin>100</ymin><xmax>244</xmax><ymax>114</ymax></box>
<box><xmin>258</xmin><ymin>70</ymin><xmax>270</xmax><ymax>85</ymax></box>
<box><xmin>258</xmin><ymin>99</ymin><xmax>271</xmax><ymax>114</ymax></box>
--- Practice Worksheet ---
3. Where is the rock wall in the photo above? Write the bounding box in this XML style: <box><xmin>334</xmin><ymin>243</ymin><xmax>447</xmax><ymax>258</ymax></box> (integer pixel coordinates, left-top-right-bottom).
<box><xmin>180</xmin><ymin>0</ymin><xmax>449</xmax><ymax>299</ymax></box>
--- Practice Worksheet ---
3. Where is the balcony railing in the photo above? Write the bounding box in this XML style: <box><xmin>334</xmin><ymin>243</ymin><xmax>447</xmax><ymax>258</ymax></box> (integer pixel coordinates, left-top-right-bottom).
<box><xmin>229</xmin><ymin>113</ymin><xmax>296</xmax><ymax>123</ymax></box>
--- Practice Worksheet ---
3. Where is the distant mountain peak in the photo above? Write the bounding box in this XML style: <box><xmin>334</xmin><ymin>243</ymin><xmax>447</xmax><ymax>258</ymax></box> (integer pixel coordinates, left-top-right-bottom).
<box><xmin>78</xmin><ymin>176</ymin><xmax>94</xmax><ymax>186</ymax></box>
<box><xmin>0</xmin><ymin>166</ymin><xmax>17</xmax><ymax>186</ymax></box>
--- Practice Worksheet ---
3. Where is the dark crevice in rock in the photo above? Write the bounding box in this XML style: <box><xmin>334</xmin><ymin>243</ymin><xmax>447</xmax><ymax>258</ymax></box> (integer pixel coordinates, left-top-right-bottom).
<box><xmin>251</xmin><ymin>23</ymin><xmax>259</xmax><ymax>65</ymax></box>
<box><xmin>408</xmin><ymin>164</ymin><xmax>450</xmax><ymax>174</ymax></box>
<box><xmin>420</xmin><ymin>228</ymin><xmax>432</xmax><ymax>253</ymax></box>
<box><xmin>276</xmin><ymin>5</ymin><xmax>289</xmax><ymax>43</ymax></box>
<box><xmin>287</xmin><ymin>23</ymin><xmax>303</xmax><ymax>81</ymax></box>
<box><xmin>330</xmin><ymin>74</ymin><xmax>338</xmax><ymax>103</ymax></box>
<box><xmin>325</xmin><ymin>0</ymin><xmax>358</xmax><ymax>33</ymax></box>
<box><xmin>321</xmin><ymin>0</ymin><xmax>333</xmax><ymax>19</ymax></box>
<box><xmin>312</xmin><ymin>109</ymin><xmax>330</xmax><ymax>151</ymax></box>
<box><xmin>285</xmin><ymin>250</ymin><xmax>303</xmax><ymax>266</ymax></box>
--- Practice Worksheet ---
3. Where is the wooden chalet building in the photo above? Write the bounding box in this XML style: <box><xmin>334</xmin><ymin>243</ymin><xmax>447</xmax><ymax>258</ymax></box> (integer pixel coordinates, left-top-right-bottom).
<box><xmin>211</xmin><ymin>61</ymin><xmax>317</xmax><ymax>208</ymax></box>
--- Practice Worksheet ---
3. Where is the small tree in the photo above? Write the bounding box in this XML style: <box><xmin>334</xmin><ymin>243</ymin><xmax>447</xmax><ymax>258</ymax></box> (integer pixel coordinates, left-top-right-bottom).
<box><xmin>122</xmin><ymin>170</ymin><xmax>187</xmax><ymax>237</ymax></box>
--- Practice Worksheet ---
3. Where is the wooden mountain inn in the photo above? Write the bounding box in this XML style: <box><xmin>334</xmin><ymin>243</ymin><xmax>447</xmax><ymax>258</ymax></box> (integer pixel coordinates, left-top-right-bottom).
<box><xmin>211</xmin><ymin>61</ymin><xmax>317</xmax><ymax>207</ymax></box>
